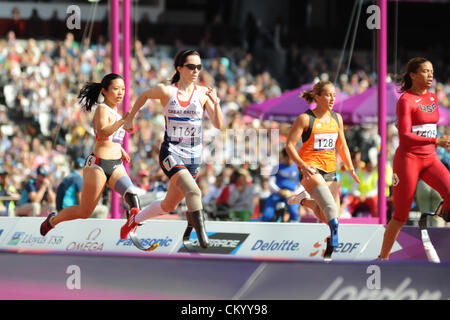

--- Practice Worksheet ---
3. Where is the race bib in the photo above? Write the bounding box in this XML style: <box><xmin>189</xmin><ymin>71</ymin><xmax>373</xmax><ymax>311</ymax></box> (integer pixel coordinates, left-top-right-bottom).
<box><xmin>85</xmin><ymin>155</ymin><xmax>97</xmax><ymax>168</ymax></box>
<box><xmin>313</xmin><ymin>133</ymin><xmax>338</xmax><ymax>151</ymax></box>
<box><xmin>412</xmin><ymin>123</ymin><xmax>437</xmax><ymax>138</ymax></box>
<box><xmin>162</xmin><ymin>155</ymin><xmax>178</xmax><ymax>171</ymax></box>
<box><xmin>111</xmin><ymin>127</ymin><xmax>126</xmax><ymax>143</ymax></box>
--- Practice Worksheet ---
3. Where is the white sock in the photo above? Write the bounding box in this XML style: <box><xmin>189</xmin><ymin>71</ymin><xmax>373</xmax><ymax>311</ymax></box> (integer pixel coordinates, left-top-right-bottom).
<box><xmin>135</xmin><ymin>200</ymin><xmax>165</xmax><ymax>223</ymax></box>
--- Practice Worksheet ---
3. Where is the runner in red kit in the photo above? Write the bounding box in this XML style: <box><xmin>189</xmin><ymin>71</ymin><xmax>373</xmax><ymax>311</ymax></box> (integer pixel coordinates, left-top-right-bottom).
<box><xmin>379</xmin><ymin>58</ymin><xmax>450</xmax><ymax>260</ymax></box>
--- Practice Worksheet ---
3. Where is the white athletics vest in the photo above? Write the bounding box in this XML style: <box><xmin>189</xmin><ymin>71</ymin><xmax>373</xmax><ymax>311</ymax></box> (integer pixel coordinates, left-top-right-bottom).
<box><xmin>162</xmin><ymin>84</ymin><xmax>204</xmax><ymax>159</ymax></box>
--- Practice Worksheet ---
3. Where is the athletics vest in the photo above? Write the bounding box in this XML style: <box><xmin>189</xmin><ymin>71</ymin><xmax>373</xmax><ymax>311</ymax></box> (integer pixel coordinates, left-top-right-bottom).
<box><xmin>94</xmin><ymin>104</ymin><xmax>126</xmax><ymax>144</ymax></box>
<box><xmin>298</xmin><ymin>109</ymin><xmax>339</xmax><ymax>172</ymax></box>
<box><xmin>162</xmin><ymin>83</ymin><xmax>204</xmax><ymax>159</ymax></box>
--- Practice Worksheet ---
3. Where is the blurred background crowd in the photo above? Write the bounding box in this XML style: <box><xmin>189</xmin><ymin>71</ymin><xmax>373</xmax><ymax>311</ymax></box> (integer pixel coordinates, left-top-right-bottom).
<box><xmin>0</xmin><ymin>1</ymin><xmax>449</xmax><ymax>226</ymax></box>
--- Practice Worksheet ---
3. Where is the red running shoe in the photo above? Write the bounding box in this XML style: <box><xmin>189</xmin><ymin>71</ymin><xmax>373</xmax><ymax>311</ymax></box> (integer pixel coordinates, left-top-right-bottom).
<box><xmin>120</xmin><ymin>207</ymin><xmax>139</xmax><ymax>240</ymax></box>
<box><xmin>40</xmin><ymin>211</ymin><xmax>56</xmax><ymax>236</ymax></box>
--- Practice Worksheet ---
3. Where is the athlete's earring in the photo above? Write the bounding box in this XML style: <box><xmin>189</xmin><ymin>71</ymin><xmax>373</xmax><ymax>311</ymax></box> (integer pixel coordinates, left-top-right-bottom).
<box><xmin>97</xmin><ymin>93</ymin><xmax>104</xmax><ymax>103</ymax></box>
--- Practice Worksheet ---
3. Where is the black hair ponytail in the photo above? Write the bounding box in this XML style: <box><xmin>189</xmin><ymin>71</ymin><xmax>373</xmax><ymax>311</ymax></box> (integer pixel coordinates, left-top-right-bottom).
<box><xmin>78</xmin><ymin>73</ymin><xmax>123</xmax><ymax>112</ymax></box>
<box><xmin>78</xmin><ymin>82</ymin><xmax>102</xmax><ymax>112</ymax></box>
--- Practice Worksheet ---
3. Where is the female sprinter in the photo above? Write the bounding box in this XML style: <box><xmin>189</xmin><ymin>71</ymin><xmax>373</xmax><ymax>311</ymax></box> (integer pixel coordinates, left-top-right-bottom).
<box><xmin>286</xmin><ymin>80</ymin><xmax>359</xmax><ymax>259</ymax></box>
<box><xmin>379</xmin><ymin>58</ymin><xmax>450</xmax><ymax>260</ymax></box>
<box><xmin>40</xmin><ymin>73</ymin><xmax>141</xmax><ymax>236</ymax></box>
<box><xmin>120</xmin><ymin>49</ymin><xmax>223</xmax><ymax>249</ymax></box>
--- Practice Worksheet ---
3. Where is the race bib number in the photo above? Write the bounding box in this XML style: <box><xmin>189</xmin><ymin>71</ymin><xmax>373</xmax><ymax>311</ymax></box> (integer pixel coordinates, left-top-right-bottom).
<box><xmin>168</xmin><ymin>122</ymin><xmax>201</xmax><ymax>139</ymax></box>
<box><xmin>412</xmin><ymin>124</ymin><xmax>437</xmax><ymax>138</ymax></box>
<box><xmin>85</xmin><ymin>155</ymin><xmax>97</xmax><ymax>168</ymax></box>
<box><xmin>111</xmin><ymin>128</ymin><xmax>125</xmax><ymax>143</ymax></box>
<box><xmin>313</xmin><ymin>133</ymin><xmax>338</xmax><ymax>151</ymax></box>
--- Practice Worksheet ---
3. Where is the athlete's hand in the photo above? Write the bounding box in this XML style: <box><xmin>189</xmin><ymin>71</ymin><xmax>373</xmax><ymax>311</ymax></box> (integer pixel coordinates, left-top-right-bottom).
<box><xmin>123</xmin><ymin>119</ymin><xmax>136</xmax><ymax>134</ymax></box>
<box><xmin>121</xmin><ymin>149</ymin><xmax>130</xmax><ymax>163</ymax></box>
<box><xmin>301</xmin><ymin>165</ymin><xmax>317</xmax><ymax>180</ymax></box>
<box><xmin>206</xmin><ymin>87</ymin><xmax>219</xmax><ymax>105</ymax></box>
<box><xmin>349</xmin><ymin>169</ymin><xmax>360</xmax><ymax>183</ymax></box>
<box><xmin>436</xmin><ymin>135</ymin><xmax>450</xmax><ymax>149</ymax></box>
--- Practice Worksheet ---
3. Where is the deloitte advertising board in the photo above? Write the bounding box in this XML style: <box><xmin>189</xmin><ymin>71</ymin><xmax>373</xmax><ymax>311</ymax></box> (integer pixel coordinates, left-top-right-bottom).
<box><xmin>177</xmin><ymin>222</ymin><xmax>396</xmax><ymax>261</ymax></box>
<box><xmin>0</xmin><ymin>217</ymin><xmax>403</xmax><ymax>261</ymax></box>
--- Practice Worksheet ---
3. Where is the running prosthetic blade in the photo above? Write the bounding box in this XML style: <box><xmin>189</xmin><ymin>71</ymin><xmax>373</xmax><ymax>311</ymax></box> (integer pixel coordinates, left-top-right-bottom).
<box><xmin>328</xmin><ymin>218</ymin><xmax>339</xmax><ymax>247</ymax></box>
<box><xmin>323</xmin><ymin>237</ymin><xmax>334</xmax><ymax>263</ymax></box>
<box><xmin>419</xmin><ymin>212</ymin><xmax>441</xmax><ymax>263</ymax></box>
<box><xmin>182</xmin><ymin>223</ymin><xmax>196</xmax><ymax>253</ymax></box>
<box><xmin>129</xmin><ymin>228</ymin><xmax>159</xmax><ymax>252</ymax></box>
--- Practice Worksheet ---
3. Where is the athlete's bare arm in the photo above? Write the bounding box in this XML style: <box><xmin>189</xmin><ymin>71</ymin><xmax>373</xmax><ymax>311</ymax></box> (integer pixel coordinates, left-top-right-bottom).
<box><xmin>286</xmin><ymin>114</ymin><xmax>316</xmax><ymax>177</ymax></box>
<box><xmin>335</xmin><ymin>113</ymin><xmax>359</xmax><ymax>183</ymax></box>
<box><xmin>94</xmin><ymin>104</ymin><xmax>127</xmax><ymax>138</ymax></box>
<box><xmin>125</xmin><ymin>83</ymin><xmax>171</xmax><ymax>131</ymax></box>
<box><xmin>201</xmin><ymin>86</ymin><xmax>223</xmax><ymax>129</ymax></box>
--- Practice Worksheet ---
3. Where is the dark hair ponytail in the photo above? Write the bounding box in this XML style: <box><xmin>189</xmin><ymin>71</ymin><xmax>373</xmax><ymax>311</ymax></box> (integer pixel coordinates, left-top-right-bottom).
<box><xmin>170</xmin><ymin>49</ymin><xmax>200</xmax><ymax>84</ymax></box>
<box><xmin>78</xmin><ymin>82</ymin><xmax>102</xmax><ymax>112</ymax></box>
<box><xmin>78</xmin><ymin>73</ymin><xmax>123</xmax><ymax>112</ymax></box>
<box><xmin>399</xmin><ymin>57</ymin><xmax>430</xmax><ymax>93</ymax></box>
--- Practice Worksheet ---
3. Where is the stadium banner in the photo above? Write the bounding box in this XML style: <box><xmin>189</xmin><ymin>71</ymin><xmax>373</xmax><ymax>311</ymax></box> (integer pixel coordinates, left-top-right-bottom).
<box><xmin>0</xmin><ymin>217</ymin><xmax>448</xmax><ymax>262</ymax></box>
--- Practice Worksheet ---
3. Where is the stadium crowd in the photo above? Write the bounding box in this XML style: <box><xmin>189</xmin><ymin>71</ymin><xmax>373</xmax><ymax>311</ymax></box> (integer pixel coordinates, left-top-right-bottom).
<box><xmin>1</xmin><ymin>21</ymin><xmax>449</xmax><ymax>225</ymax></box>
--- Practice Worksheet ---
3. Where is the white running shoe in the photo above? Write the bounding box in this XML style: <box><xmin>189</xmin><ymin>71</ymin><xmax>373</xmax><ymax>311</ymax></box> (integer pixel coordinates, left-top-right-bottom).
<box><xmin>287</xmin><ymin>190</ymin><xmax>309</xmax><ymax>205</ymax></box>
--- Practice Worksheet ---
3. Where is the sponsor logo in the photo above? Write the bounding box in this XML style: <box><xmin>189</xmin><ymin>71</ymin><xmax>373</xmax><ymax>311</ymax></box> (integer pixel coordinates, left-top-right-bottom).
<box><xmin>178</xmin><ymin>232</ymin><xmax>249</xmax><ymax>254</ymax></box>
<box><xmin>319</xmin><ymin>277</ymin><xmax>442</xmax><ymax>300</ymax></box>
<box><xmin>116</xmin><ymin>236</ymin><xmax>173</xmax><ymax>248</ymax></box>
<box><xmin>419</xmin><ymin>102</ymin><xmax>437</xmax><ymax>113</ymax></box>
<box><xmin>66</xmin><ymin>228</ymin><xmax>104</xmax><ymax>252</ymax></box>
<box><xmin>251</xmin><ymin>239</ymin><xmax>300</xmax><ymax>252</ymax></box>
<box><xmin>310</xmin><ymin>237</ymin><xmax>360</xmax><ymax>257</ymax></box>
<box><xmin>415</xmin><ymin>99</ymin><xmax>422</xmax><ymax>103</ymax></box>
<box><xmin>7</xmin><ymin>231</ymin><xmax>64</xmax><ymax>246</ymax></box>
<box><xmin>8</xmin><ymin>232</ymin><xmax>24</xmax><ymax>245</ymax></box>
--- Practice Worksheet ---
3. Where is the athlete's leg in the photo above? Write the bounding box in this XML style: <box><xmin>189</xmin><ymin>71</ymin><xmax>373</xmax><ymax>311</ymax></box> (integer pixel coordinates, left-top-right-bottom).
<box><xmin>379</xmin><ymin>152</ymin><xmax>421</xmax><ymax>259</ymax></box>
<box><xmin>108</xmin><ymin>165</ymin><xmax>142</xmax><ymax>212</ymax></box>
<box><xmin>327</xmin><ymin>180</ymin><xmax>341</xmax><ymax>218</ymax></box>
<box><xmin>302</xmin><ymin>173</ymin><xmax>339</xmax><ymax>246</ymax></box>
<box><xmin>133</xmin><ymin>172</ymin><xmax>185</xmax><ymax>224</ymax></box>
<box><xmin>173</xmin><ymin>170</ymin><xmax>209</xmax><ymax>248</ymax></box>
<box><xmin>50</xmin><ymin>167</ymin><xmax>106</xmax><ymax>226</ymax></box>
<box><xmin>420</xmin><ymin>155</ymin><xmax>450</xmax><ymax>222</ymax></box>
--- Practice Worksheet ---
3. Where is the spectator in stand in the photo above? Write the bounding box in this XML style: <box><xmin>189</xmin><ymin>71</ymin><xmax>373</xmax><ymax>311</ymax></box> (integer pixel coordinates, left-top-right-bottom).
<box><xmin>262</xmin><ymin>148</ymin><xmax>303</xmax><ymax>222</ymax></box>
<box><xmin>0</xmin><ymin>170</ymin><xmax>20</xmax><ymax>216</ymax></box>
<box><xmin>15</xmin><ymin>165</ymin><xmax>56</xmax><ymax>217</ymax></box>
<box><xmin>227</xmin><ymin>169</ymin><xmax>257</xmax><ymax>221</ymax></box>
<box><xmin>136</xmin><ymin>169</ymin><xmax>151</xmax><ymax>192</ymax></box>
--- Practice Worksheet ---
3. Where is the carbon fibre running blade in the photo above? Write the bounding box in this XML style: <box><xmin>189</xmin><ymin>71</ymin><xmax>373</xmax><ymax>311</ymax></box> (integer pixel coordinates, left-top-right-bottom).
<box><xmin>419</xmin><ymin>212</ymin><xmax>441</xmax><ymax>263</ymax></box>
<box><xmin>129</xmin><ymin>228</ymin><xmax>159</xmax><ymax>252</ymax></box>
<box><xmin>182</xmin><ymin>225</ymin><xmax>198</xmax><ymax>253</ymax></box>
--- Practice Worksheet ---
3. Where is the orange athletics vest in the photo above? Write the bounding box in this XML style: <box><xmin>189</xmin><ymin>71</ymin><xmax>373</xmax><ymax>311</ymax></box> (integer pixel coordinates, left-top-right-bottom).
<box><xmin>298</xmin><ymin>109</ymin><xmax>340</xmax><ymax>173</ymax></box>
